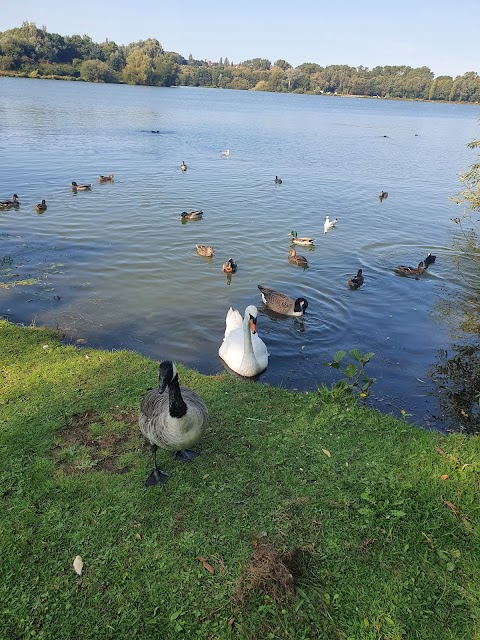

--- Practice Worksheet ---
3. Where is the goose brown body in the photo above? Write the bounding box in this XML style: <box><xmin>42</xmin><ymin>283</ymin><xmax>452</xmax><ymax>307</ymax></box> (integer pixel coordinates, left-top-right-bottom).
<box><xmin>257</xmin><ymin>285</ymin><xmax>308</xmax><ymax>316</ymax></box>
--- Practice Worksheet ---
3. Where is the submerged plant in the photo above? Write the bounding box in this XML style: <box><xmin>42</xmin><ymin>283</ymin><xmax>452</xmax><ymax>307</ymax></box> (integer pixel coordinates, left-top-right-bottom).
<box><xmin>429</xmin><ymin>344</ymin><xmax>480</xmax><ymax>434</ymax></box>
<box><xmin>323</xmin><ymin>349</ymin><xmax>376</xmax><ymax>399</ymax></box>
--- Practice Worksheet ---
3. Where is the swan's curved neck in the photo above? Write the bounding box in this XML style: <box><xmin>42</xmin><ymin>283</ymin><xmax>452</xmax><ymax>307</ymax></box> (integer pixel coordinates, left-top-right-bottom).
<box><xmin>240</xmin><ymin>312</ymin><xmax>257</xmax><ymax>373</ymax></box>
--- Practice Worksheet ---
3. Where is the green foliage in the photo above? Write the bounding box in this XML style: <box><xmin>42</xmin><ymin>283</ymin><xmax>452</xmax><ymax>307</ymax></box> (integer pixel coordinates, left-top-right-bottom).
<box><xmin>1</xmin><ymin>21</ymin><xmax>480</xmax><ymax>101</ymax></box>
<box><xmin>451</xmin><ymin>136</ymin><xmax>480</xmax><ymax>243</ymax></box>
<box><xmin>0</xmin><ymin>321</ymin><xmax>479</xmax><ymax>640</ymax></box>
<box><xmin>324</xmin><ymin>349</ymin><xmax>376</xmax><ymax>398</ymax></box>
<box><xmin>79</xmin><ymin>59</ymin><xmax>116</xmax><ymax>83</ymax></box>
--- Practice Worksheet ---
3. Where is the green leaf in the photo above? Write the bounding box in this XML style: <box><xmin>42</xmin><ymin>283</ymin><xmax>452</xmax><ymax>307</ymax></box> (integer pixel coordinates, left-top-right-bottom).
<box><xmin>361</xmin><ymin>352</ymin><xmax>375</xmax><ymax>365</ymax></box>
<box><xmin>446</xmin><ymin>562</ymin><xmax>456</xmax><ymax>572</ymax></box>
<box><xmin>333</xmin><ymin>350</ymin><xmax>346</xmax><ymax>363</ymax></box>
<box><xmin>358</xmin><ymin>507</ymin><xmax>373</xmax><ymax>515</ymax></box>
<box><xmin>348</xmin><ymin>349</ymin><xmax>363</xmax><ymax>361</ymax></box>
<box><xmin>344</xmin><ymin>363</ymin><xmax>358</xmax><ymax>378</ymax></box>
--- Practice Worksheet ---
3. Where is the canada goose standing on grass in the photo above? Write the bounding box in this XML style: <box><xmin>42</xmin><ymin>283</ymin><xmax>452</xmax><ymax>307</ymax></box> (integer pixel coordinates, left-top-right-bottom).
<box><xmin>139</xmin><ymin>361</ymin><xmax>208</xmax><ymax>486</ymax></box>
<box><xmin>257</xmin><ymin>285</ymin><xmax>308</xmax><ymax>316</ymax></box>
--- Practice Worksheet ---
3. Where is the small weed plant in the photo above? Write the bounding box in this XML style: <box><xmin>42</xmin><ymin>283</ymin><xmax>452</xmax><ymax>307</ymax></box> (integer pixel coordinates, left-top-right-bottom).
<box><xmin>323</xmin><ymin>349</ymin><xmax>376</xmax><ymax>399</ymax></box>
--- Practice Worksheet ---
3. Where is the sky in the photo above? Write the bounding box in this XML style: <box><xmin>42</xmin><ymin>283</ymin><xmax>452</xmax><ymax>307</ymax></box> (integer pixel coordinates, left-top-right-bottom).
<box><xmin>1</xmin><ymin>0</ymin><xmax>478</xmax><ymax>78</ymax></box>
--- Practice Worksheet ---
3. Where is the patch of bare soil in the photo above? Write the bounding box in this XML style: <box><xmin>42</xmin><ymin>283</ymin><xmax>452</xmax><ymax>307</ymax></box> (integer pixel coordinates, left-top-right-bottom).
<box><xmin>52</xmin><ymin>409</ymin><xmax>139</xmax><ymax>475</ymax></box>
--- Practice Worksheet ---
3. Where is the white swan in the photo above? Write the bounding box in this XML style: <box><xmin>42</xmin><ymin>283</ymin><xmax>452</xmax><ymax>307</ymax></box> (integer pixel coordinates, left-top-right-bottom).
<box><xmin>218</xmin><ymin>305</ymin><xmax>268</xmax><ymax>377</ymax></box>
<box><xmin>221</xmin><ymin>149</ymin><xmax>230</xmax><ymax>157</ymax></box>
<box><xmin>324</xmin><ymin>215</ymin><xmax>338</xmax><ymax>234</ymax></box>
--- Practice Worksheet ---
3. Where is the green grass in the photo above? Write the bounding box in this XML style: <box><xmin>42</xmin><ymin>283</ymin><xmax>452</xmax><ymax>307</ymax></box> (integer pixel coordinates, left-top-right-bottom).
<box><xmin>0</xmin><ymin>319</ymin><xmax>479</xmax><ymax>639</ymax></box>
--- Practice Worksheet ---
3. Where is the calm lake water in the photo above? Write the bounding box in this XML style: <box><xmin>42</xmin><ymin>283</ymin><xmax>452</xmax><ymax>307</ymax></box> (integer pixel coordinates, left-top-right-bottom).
<box><xmin>1</xmin><ymin>77</ymin><xmax>480</xmax><ymax>431</ymax></box>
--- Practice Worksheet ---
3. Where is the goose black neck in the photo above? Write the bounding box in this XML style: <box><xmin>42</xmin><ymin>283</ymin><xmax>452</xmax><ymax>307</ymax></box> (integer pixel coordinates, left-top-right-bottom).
<box><xmin>167</xmin><ymin>375</ymin><xmax>187</xmax><ymax>418</ymax></box>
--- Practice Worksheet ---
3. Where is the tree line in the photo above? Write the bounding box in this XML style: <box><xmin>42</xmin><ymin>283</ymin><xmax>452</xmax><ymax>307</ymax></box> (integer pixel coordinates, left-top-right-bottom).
<box><xmin>1</xmin><ymin>22</ymin><xmax>479</xmax><ymax>102</ymax></box>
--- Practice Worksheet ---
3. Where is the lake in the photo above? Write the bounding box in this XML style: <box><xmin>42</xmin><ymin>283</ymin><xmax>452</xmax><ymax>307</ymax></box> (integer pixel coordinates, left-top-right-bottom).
<box><xmin>1</xmin><ymin>77</ymin><xmax>480</xmax><ymax>431</ymax></box>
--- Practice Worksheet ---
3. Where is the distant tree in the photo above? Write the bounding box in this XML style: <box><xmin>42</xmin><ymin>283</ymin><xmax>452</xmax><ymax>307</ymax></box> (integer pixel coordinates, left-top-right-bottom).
<box><xmin>241</xmin><ymin>57</ymin><xmax>271</xmax><ymax>71</ymax></box>
<box><xmin>152</xmin><ymin>52</ymin><xmax>180</xmax><ymax>86</ymax></box>
<box><xmin>79</xmin><ymin>59</ymin><xmax>116</xmax><ymax>82</ymax></box>
<box><xmin>224</xmin><ymin>57</ymin><xmax>230</xmax><ymax>66</ymax></box>
<box><xmin>274</xmin><ymin>59</ymin><xmax>291</xmax><ymax>70</ymax></box>
<box><xmin>123</xmin><ymin>50</ymin><xmax>150</xmax><ymax>85</ymax></box>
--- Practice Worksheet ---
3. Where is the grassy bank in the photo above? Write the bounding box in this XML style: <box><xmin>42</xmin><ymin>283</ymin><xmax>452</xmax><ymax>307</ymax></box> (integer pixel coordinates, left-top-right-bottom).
<box><xmin>0</xmin><ymin>320</ymin><xmax>479</xmax><ymax>639</ymax></box>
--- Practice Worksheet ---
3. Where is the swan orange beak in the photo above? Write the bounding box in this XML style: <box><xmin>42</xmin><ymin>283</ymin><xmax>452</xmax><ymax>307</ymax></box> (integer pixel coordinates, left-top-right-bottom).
<box><xmin>249</xmin><ymin>318</ymin><xmax>257</xmax><ymax>335</ymax></box>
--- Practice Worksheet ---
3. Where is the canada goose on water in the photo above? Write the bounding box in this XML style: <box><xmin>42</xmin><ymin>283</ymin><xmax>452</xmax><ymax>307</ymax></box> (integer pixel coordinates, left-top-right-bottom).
<box><xmin>34</xmin><ymin>199</ymin><xmax>47</xmax><ymax>212</ymax></box>
<box><xmin>139</xmin><ymin>361</ymin><xmax>208</xmax><ymax>486</ymax></box>
<box><xmin>274</xmin><ymin>176</ymin><xmax>282</xmax><ymax>184</ymax></box>
<box><xmin>180</xmin><ymin>161</ymin><xmax>187</xmax><ymax>172</ymax></box>
<box><xmin>379</xmin><ymin>191</ymin><xmax>388</xmax><ymax>202</ymax></box>
<box><xmin>347</xmin><ymin>269</ymin><xmax>364</xmax><ymax>288</ymax></box>
<box><xmin>257</xmin><ymin>285</ymin><xmax>308</xmax><ymax>316</ymax></box>
<box><xmin>218</xmin><ymin>306</ymin><xmax>268</xmax><ymax>377</ymax></box>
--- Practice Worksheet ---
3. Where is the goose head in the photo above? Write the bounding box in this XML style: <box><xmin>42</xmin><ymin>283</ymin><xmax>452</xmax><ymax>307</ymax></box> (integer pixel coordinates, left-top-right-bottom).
<box><xmin>158</xmin><ymin>360</ymin><xmax>178</xmax><ymax>393</ymax></box>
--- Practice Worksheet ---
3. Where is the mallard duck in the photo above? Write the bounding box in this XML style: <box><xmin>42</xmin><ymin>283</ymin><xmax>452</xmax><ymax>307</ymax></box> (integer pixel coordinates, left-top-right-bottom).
<box><xmin>274</xmin><ymin>176</ymin><xmax>283</xmax><ymax>184</ymax></box>
<box><xmin>99</xmin><ymin>174</ymin><xmax>114</xmax><ymax>182</ymax></box>
<box><xmin>71</xmin><ymin>181</ymin><xmax>91</xmax><ymax>191</ymax></box>
<box><xmin>34</xmin><ymin>200</ymin><xmax>47</xmax><ymax>212</ymax></box>
<box><xmin>379</xmin><ymin>190</ymin><xmax>389</xmax><ymax>202</ymax></box>
<box><xmin>139</xmin><ymin>360</ymin><xmax>208</xmax><ymax>486</ymax></box>
<box><xmin>0</xmin><ymin>194</ymin><xmax>20</xmax><ymax>209</ymax></box>
<box><xmin>289</xmin><ymin>230</ymin><xmax>315</xmax><ymax>246</ymax></box>
<box><xmin>222</xmin><ymin>258</ymin><xmax>237</xmax><ymax>273</ymax></box>
<box><xmin>180</xmin><ymin>161</ymin><xmax>187</xmax><ymax>172</ymax></box>
<box><xmin>347</xmin><ymin>269</ymin><xmax>364</xmax><ymax>288</ymax></box>
<box><xmin>393</xmin><ymin>261</ymin><xmax>425</xmax><ymax>277</ymax></box>
<box><xmin>196</xmin><ymin>244</ymin><xmax>214</xmax><ymax>257</ymax></box>
<box><xmin>257</xmin><ymin>285</ymin><xmax>308</xmax><ymax>316</ymax></box>
<box><xmin>180</xmin><ymin>210</ymin><xmax>203</xmax><ymax>220</ymax></box>
<box><xmin>288</xmin><ymin>248</ymin><xmax>308</xmax><ymax>267</ymax></box>
<box><xmin>324</xmin><ymin>215</ymin><xmax>338</xmax><ymax>233</ymax></box>
<box><xmin>219</xmin><ymin>306</ymin><xmax>269</xmax><ymax>377</ymax></box>
<box><xmin>221</xmin><ymin>149</ymin><xmax>230</xmax><ymax>157</ymax></box>
<box><xmin>424</xmin><ymin>253</ymin><xmax>436</xmax><ymax>268</ymax></box>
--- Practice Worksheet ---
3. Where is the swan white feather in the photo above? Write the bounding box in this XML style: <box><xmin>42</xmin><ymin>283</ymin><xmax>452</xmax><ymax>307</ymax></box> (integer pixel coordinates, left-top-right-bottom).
<box><xmin>219</xmin><ymin>305</ymin><xmax>268</xmax><ymax>377</ymax></box>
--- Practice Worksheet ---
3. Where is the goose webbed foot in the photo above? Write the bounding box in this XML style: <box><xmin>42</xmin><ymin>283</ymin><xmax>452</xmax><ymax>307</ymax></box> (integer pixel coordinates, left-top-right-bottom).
<box><xmin>173</xmin><ymin>449</ymin><xmax>198</xmax><ymax>462</ymax></box>
<box><xmin>145</xmin><ymin>468</ymin><xmax>169</xmax><ymax>486</ymax></box>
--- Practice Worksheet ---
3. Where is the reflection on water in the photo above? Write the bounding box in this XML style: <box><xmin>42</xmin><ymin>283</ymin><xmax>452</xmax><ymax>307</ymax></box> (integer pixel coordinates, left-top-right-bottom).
<box><xmin>2</xmin><ymin>78</ymin><xmax>480</xmax><ymax>432</ymax></box>
<box><xmin>429</xmin><ymin>229</ymin><xmax>480</xmax><ymax>433</ymax></box>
